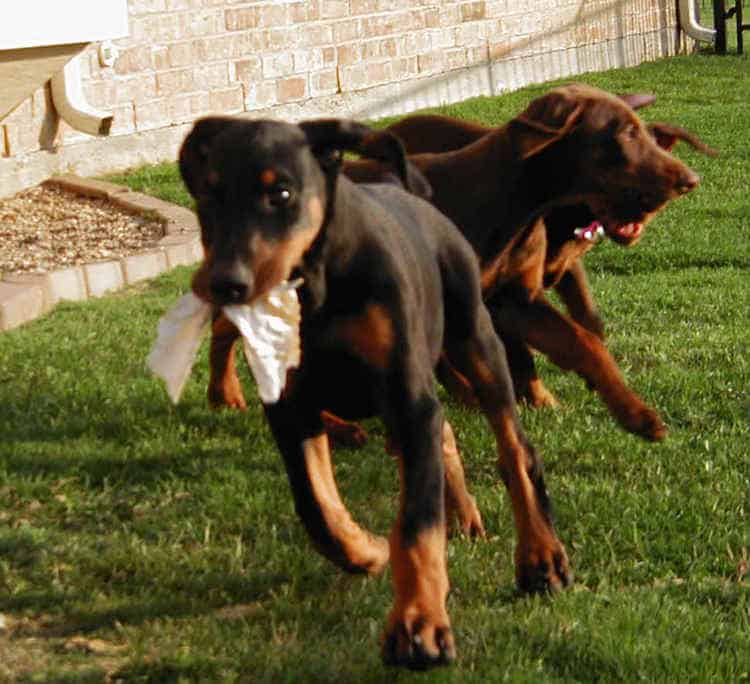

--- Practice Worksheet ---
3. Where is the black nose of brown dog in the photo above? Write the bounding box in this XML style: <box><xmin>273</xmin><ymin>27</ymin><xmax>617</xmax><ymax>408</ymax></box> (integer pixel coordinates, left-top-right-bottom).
<box><xmin>676</xmin><ymin>168</ymin><xmax>699</xmax><ymax>194</ymax></box>
<box><xmin>210</xmin><ymin>265</ymin><xmax>252</xmax><ymax>304</ymax></box>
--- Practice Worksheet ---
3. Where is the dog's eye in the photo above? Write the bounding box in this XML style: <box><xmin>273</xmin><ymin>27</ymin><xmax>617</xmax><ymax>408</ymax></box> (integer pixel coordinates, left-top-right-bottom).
<box><xmin>267</xmin><ymin>188</ymin><xmax>292</xmax><ymax>208</ymax></box>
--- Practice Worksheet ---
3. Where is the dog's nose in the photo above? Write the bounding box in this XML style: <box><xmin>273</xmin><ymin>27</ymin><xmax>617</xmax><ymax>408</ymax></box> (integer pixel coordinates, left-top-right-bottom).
<box><xmin>210</xmin><ymin>267</ymin><xmax>251</xmax><ymax>304</ymax></box>
<box><xmin>675</xmin><ymin>168</ymin><xmax>699</xmax><ymax>194</ymax></box>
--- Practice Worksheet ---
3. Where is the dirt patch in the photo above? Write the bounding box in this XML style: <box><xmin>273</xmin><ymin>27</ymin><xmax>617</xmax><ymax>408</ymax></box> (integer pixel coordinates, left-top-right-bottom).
<box><xmin>0</xmin><ymin>184</ymin><xmax>165</xmax><ymax>275</ymax></box>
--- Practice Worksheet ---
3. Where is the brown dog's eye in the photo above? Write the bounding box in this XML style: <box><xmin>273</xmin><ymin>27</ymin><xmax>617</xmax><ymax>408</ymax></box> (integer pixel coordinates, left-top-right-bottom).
<box><xmin>268</xmin><ymin>188</ymin><xmax>292</xmax><ymax>208</ymax></box>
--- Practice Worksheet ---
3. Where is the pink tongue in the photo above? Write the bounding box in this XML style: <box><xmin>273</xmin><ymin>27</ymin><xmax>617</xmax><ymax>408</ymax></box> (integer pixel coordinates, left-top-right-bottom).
<box><xmin>616</xmin><ymin>222</ymin><xmax>643</xmax><ymax>239</ymax></box>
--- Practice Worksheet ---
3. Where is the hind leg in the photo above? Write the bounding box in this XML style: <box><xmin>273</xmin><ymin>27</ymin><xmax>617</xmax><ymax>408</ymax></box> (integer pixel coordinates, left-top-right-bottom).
<box><xmin>444</xmin><ymin>307</ymin><xmax>571</xmax><ymax>592</ymax></box>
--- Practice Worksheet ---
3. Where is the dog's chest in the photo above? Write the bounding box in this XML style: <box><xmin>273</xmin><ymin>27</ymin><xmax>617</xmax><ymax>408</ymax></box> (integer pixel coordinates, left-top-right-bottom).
<box><xmin>480</xmin><ymin>220</ymin><xmax>547</xmax><ymax>296</ymax></box>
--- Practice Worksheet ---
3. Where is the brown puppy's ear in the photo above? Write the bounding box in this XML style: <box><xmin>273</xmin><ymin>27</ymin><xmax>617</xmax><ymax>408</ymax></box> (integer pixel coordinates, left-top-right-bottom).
<box><xmin>508</xmin><ymin>89</ymin><xmax>585</xmax><ymax>160</ymax></box>
<box><xmin>618</xmin><ymin>93</ymin><xmax>656</xmax><ymax>110</ymax></box>
<box><xmin>299</xmin><ymin>119</ymin><xmax>430</xmax><ymax>197</ymax></box>
<box><xmin>179</xmin><ymin>117</ymin><xmax>238</xmax><ymax>197</ymax></box>
<box><xmin>648</xmin><ymin>123</ymin><xmax>717</xmax><ymax>156</ymax></box>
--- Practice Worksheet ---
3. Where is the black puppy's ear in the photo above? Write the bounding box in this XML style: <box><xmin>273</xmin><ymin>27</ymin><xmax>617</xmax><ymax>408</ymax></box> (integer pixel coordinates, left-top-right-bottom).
<box><xmin>648</xmin><ymin>123</ymin><xmax>717</xmax><ymax>156</ymax></box>
<box><xmin>298</xmin><ymin>119</ymin><xmax>430</xmax><ymax>197</ymax></box>
<box><xmin>179</xmin><ymin>117</ymin><xmax>238</xmax><ymax>197</ymax></box>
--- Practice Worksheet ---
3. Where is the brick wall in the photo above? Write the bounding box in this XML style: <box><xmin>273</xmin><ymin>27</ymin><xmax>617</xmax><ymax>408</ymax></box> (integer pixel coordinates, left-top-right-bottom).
<box><xmin>0</xmin><ymin>0</ymin><xmax>689</xmax><ymax>197</ymax></box>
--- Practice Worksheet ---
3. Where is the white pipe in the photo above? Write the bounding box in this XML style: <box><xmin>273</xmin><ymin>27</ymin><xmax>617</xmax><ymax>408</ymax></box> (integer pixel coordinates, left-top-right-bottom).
<box><xmin>679</xmin><ymin>0</ymin><xmax>716</xmax><ymax>44</ymax></box>
<box><xmin>50</xmin><ymin>54</ymin><xmax>113</xmax><ymax>136</ymax></box>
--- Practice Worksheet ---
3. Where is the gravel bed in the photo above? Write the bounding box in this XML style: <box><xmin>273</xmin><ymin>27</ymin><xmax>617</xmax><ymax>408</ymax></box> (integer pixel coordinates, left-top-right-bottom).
<box><xmin>0</xmin><ymin>184</ymin><xmax>165</xmax><ymax>275</ymax></box>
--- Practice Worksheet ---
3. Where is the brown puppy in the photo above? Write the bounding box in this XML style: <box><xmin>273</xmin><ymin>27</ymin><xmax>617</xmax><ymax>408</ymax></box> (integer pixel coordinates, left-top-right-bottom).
<box><xmin>345</xmin><ymin>84</ymin><xmax>713</xmax><ymax>440</ymax></box>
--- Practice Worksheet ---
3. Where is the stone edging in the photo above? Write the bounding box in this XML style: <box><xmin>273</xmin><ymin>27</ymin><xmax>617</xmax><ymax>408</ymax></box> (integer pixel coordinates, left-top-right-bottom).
<box><xmin>0</xmin><ymin>175</ymin><xmax>202</xmax><ymax>332</ymax></box>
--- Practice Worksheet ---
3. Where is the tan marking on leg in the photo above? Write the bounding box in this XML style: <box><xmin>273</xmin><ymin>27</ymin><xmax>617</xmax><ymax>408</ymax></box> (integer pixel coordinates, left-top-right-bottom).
<box><xmin>383</xmin><ymin>456</ymin><xmax>454</xmax><ymax>667</ymax></box>
<box><xmin>442</xmin><ymin>421</ymin><xmax>485</xmax><ymax>538</ymax></box>
<box><xmin>491</xmin><ymin>410</ymin><xmax>569</xmax><ymax>592</ymax></box>
<box><xmin>303</xmin><ymin>433</ymin><xmax>389</xmax><ymax>574</ymax></box>
<box><xmin>333</xmin><ymin>303</ymin><xmax>395</xmax><ymax>370</ymax></box>
<box><xmin>522</xmin><ymin>377</ymin><xmax>559</xmax><ymax>408</ymax></box>
<box><xmin>208</xmin><ymin>314</ymin><xmax>246</xmax><ymax>409</ymax></box>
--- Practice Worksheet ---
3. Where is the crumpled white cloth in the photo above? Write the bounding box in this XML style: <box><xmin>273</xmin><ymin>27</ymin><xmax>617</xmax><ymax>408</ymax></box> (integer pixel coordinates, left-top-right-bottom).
<box><xmin>146</xmin><ymin>280</ymin><xmax>302</xmax><ymax>405</ymax></box>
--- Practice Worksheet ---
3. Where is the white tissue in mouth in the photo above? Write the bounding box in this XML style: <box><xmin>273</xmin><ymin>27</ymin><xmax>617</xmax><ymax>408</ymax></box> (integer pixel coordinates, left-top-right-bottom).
<box><xmin>223</xmin><ymin>280</ymin><xmax>301</xmax><ymax>404</ymax></box>
<box><xmin>146</xmin><ymin>292</ymin><xmax>212</xmax><ymax>404</ymax></box>
<box><xmin>146</xmin><ymin>280</ymin><xmax>302</xmax><ymax>405</ymax></box>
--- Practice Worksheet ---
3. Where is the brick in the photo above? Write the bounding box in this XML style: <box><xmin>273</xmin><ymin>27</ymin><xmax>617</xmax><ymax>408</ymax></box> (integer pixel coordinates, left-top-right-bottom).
<box><xmin>110</xmin><ymin>104</ymin><xmax>137</xmax><ymax>135</ymax></box>
<box><xmin>225</xmin><ymin>7</ymin><xmax>259</xmax><ymax>31</ymax></box>
<box><xmin>167</xmin><ymin>41</ymin><xmax>194</xmax><ymax>67</ymax></box>
<box><xmin>160</xmin><ymin>235</ymin><xmax>204</xmax><ymax>268</ymax></box>
<box><xmin>333</xmin><ymin>19</ymin><xmax>362</xmax><ymax>43</ymax></box>
<box><xmin>2</xmin><ymin>273</ymin><xmax>55</xmax><ymax>312</ymax></box>
<box><xmin>45</xmin><ymin>267</ymin><xmax>89</xmax><ymax>304</ymax></box>
<box><xmin>169</xmin><ymin>92</ymin><xmax>211</xmax><ymax>124</ymax></box>
<box><xmin>264</xmin><ymin>27</ymin><xmax>295</xmax><ymax>51</ymax></box>
<box><xmin>310</xmin><ymin>69</ymin><xmax>339</xmax><ymax>97</ymax></box>
<box><xmin>0</xmin><ymin>282</ymin><xmax>45</xmax><ymax>331</ymax></box>
<box><xmin>121</xmin><ymin>250</ymin><xmax>169</xmax><ymax>285</ymax></box>
<box><xmin>83</xmin><ymin>261</ymin><xmax>125</xmax><ymax>298</ymax></box>
<box><xmin>234</xmin><ymin>57</ymin><xmax>263</xmax><ymax>83</ymax></box>
<box><xmin>181</xmin><ymin>9</ymin><xmax>223</xmax><ymax>36</ymax></box>
<box><xmin>194</xmin><ymin>63</ymin><xmax>230</xmax><ymax>90</ymax></box>
<box><xmin>156</xmin><ymin>68</ymin><xmax>195</xmax><ymax>96</ymax></box>
<box><xmin>320</xmin><ymin>0</ymin><xmax>349</xmax><ymax>19</ymax></box>
<box><xmin>135</xmin><ymin>100</ymin><xmax>172</xmax><ymax>131</ymax></box>
<box><xmin>209</xmin><ymin>86</ymin><xmax>244</xmax><ymax>113</ymax></box>
<box><xmin>337</xmin><ymin>44</ymin><xmax>361</xmax><ymax>66</ymax></box>
<box><xmin>277</xmin><ymin>77</ymin><xmax>307</xmax><ymax>103</ymax></box>
<box><xmin>262</xmin><ymin>53</ymin><xmax>294</xmax><ymax>79</ymax></box>
<box><xmin>243</xmin><ymin>81</ymin><xmax>277</xmax><ymax>109</ymax></box>
<box><xmin>192</xmin><ymin>35</ymin><xmax>233</xmax><ymax>61</ymax></box>
<box><xmin>4</xmin><ymin>267</ymin><xmax>90</xmax><ymax>309</ymax></box>
<box><xmin>258</xmin><ymin>3</ymin><xmax>288</xmax><ymax>27</ymax></box>
<box><xmin>461</xmin><ymin>1</ymin><xmax>486</xmax><ymax>22</ymax></box>
<box><xmin>114</xmin><ymin>45</ymin><xmax>153</xmax><ymax>75</ymax></box>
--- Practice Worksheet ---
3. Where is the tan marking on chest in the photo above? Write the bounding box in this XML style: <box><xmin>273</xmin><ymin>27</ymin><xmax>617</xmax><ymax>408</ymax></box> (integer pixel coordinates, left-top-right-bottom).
<box><xmin>333</xmin><ymin>304</ymin><xmax>395</xmax><ymax>370</ymax></box>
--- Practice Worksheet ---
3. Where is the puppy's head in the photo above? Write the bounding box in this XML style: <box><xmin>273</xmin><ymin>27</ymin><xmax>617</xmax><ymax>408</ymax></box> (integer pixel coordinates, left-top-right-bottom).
<box><xmin>509</xmin><ymin>83</ymin><xmax>715</xmax><ymax>246</ymax></box>
<box><xmin>180</xmin><ymin>117</ymin><xmax>421</xmax><ymax>306</ymax></box>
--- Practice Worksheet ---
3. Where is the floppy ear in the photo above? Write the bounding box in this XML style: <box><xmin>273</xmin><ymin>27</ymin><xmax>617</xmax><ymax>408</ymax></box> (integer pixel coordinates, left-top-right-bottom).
<box><xmin>508</xmin><ymin>90</ymin><xmax>585</xmax><ymax>160</ymax></box>
<box><xmin>618</xmin><ymin>93</ymin><xmax>656</xmax><ymax>110</ymax></box>
<box><xmin>648</xmin><ymin>122</ymin><xmax>717</xmax><ymax>156</ymax></box>
<box><xmin>298</xmin><ymin>119</ymin><xmax>430</xmax><ymax>197</ymax></box>
<box><xmin>179</xmin><ymin>116</ymin><xmax>238</xmax><ymax>197</ymax></box>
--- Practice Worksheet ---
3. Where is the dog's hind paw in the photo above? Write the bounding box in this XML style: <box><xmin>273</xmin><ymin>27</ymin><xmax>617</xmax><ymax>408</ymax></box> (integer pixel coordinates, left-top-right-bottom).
<box><xmin>382</xmin><ymin>617</ymin><xmax>456</xmax><ymax>670</ymax></box>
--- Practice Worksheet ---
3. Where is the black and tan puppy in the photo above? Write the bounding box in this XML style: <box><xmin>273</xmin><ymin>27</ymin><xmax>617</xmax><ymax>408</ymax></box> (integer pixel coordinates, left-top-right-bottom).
<box><xmin>179</xmin><ymin>117</ymin><xmax>570</xmax><ymax>669</ymax></box>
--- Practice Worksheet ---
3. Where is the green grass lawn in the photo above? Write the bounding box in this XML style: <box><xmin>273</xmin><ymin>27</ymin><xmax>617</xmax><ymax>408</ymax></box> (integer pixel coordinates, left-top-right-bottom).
<box><xmin>2</xmin><ymin>48</ymin><xmax>750</xmax><ymax>682</ymax></box>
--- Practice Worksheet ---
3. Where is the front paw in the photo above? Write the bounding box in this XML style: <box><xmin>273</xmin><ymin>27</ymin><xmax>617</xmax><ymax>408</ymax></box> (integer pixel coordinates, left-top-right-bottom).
<box><xmin>616</xmin><ymin>403</ymin><xmax>667</xmax><ymax>442</ymax></box>
<box><xmin>382</xmin><ymin>613</ymin><xmax>456</xmax><ymax>670</ymax></box>
<box><xmin>208</xmin><ymin>381</ymin><xmax>247</xmax><ymax>410</ymax></box>
<box><xmin>446</xmin><ymin>494</ymin><xmax>486</xmax><ymax>539</ymax></box>
<box><xmin>516</xmin><ymin>538</ymin><xmax>572</xmax><ymax>594</ymax></box>
<box><xmin>517</xmin><ymin>378</ymin><xmax>559</xmax><ymax>409</ymax></box>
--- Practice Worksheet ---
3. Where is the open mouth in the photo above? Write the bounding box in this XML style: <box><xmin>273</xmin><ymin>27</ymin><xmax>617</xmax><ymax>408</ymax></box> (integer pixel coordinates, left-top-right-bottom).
<box><xmin>605</xmin><ymin>220</ymin><xmax>644</xmax><ymax>244</ymax></box>
<box><xmin>574</xmin><ymin>220</ymin><xmax>644</xmax><ymax>245</ymax></box>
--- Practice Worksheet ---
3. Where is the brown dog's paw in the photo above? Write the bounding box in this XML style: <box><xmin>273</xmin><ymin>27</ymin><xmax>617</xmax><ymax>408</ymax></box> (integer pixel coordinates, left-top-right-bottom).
<box><xmin>618</xmin><ymin>404</ymin><xmax>667</xmax><ymax>442</ymax></box>
<box><xmin>516</xmin><ymin>540</ymin><xmax>572</xmax><ymax>595</ymax></box>
<box><xmin>382</xmin><ymin>617</ymin><xmax>456</xmax><ymax>670</ymax></box>
<box><xmin>447</xmin><ymin>495</ymin><xmax>486</xmax><ymax>539</ymax></box>
<box><xmin>207</xmin><ymin>382</ymin><xmax>247</xmax><ymax>410</ymax></box>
